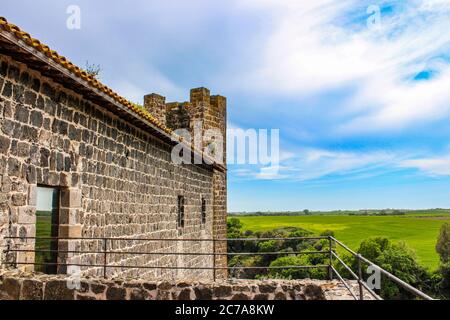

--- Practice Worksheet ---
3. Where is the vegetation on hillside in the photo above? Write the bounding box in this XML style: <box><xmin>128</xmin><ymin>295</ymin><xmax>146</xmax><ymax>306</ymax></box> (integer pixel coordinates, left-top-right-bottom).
<box><xmin>235</xmin><ymin>214</ymin><xmax>449</xmax><ymax>269</ymax></box>
<box><xmin>229</xmin><ymin>208</ymin><xmax>450</xmax><ymax>217</ymax></box>
<box><xmin>227</xmin><ymin>218</ymin><xmax>330</xmax><ymax>280</ymax></box>
<box><xmin>227</xmin><ymin>217</ymin><xmax>450</xmax><ymax>299</ymax></box>
<box><xmin>436</xmin><ymin>223</ymin><xmax>450</xmax><ymax>296</ymax></box>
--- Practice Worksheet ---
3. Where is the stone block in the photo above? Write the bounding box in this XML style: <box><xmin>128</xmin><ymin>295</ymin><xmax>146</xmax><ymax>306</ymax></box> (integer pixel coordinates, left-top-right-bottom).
<box><xmin>44</xmin><ymin>280</ymin><xmax>75</xmax><ymax>300</ymax></box>
<box><xmin>90</xmin><ymin>283</ymin><xmax>107</xmax><ymax>295</ymax></box>
<box><xmin>28</xmin><ymin>185</ymin><xmax>37</xmax><ymax>206</ymax></box>
<box><xmin>177</xmin><ymin>288</ymin><xmax>194</xmax><ymax>300</ymax></box>
<box><xmin>106</xmin><ymin>286</ymin><xmax>126</xmax><ymax>300</ymax></box>
<box><xmin>231</xmin><ymin>293</ymin><xmax>249</xmax><ymax>300</ymax></box>
<box><xmin>59</xmin><ymin>224</ymin><xmax>82</xmax><ymax>238</ymax></box>
<box><xmin>59</xmin><ymin>208</ymin><xmax>81</xmax><ymax>225</ymax></box>
<box><xmin>21</xmin><ymin>279</ymin><xmax>43</xmax><ymax>300</ymax></box>
<box><xmin>60</xmin><ymin>189</ymin><xmax>82</xmax><ymax>208</ymax></box>
<box><xmin>259</xmin><ymin>283</ymin><xmax>277</xmax><ymax>293</ymax></box>
<box><xmin>0</xmin><ymin>278</ymin><xmax>21</xmax><ymax>299</ymax></box>
<box><xmin>253</xmin><ymin>293</ymin><xmax>269</xmax><ymax>300</ymax></box>
<box><xmin>213</xmin><ymin>285</ymin><xmax>232</xmax><ymax>298</ymax></box>
<box><xmin>17</xmin><ymin>206</ymin><xmax>36</xmax><ymax>224</ymax></box>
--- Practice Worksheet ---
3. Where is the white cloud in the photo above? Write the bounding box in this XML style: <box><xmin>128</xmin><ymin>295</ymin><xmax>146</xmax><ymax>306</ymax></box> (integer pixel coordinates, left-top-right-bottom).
<box><xmin>227</xmin><ymin>0</ymin><xmax>450</xmax><ymax>134</ymax></box>
<box><xmin>255</xmin><ymin>165</ymin><xmax>290</xmax><ymax>180</ymax></box>
<box><xmin>231</xmin><ymin>147</ymin><xmax>410</xmax><ymax>182</ymax></box>
<box><xmin>400</xmin><ymin>155</ymin><xmax>450</xmax><ymax>176</ymax></box>
<box><xmin>288</xmin><ymin>148</ymin><xmax>404</xmax><ymax>181</ymax></box>
<box><xmin>232</xmin><ymin>144</ymin><xmax>450</xmax><ymax>182</ymax></box>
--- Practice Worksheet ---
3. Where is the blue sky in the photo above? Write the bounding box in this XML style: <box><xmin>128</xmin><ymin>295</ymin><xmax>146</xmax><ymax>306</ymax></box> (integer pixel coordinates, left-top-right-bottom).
<box><xmin>3</xmin><ymin>0</ymin><xmax>450</xmax><ymax>211</ymax></box>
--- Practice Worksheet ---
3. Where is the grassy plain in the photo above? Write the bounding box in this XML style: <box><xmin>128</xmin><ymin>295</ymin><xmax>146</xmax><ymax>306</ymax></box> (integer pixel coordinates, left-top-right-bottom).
<box><xmin>233</xmin><ymin>212</ymin><xmax>450</xmax><ymax>270</ymax></box>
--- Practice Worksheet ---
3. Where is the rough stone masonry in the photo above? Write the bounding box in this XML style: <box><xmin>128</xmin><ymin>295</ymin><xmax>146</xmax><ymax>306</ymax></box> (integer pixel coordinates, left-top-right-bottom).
<box><xmin>0</xmin><ymin>271</ymin><xmax>374</xmax><ymax>300</ymax></box>
<box><xmin>0</xmin><ymin>44</ymin><xmax>227</xmax><ymax>280</ymax></box>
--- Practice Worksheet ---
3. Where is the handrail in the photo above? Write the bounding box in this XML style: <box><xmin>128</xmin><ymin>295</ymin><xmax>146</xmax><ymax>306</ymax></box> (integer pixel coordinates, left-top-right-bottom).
<box><xmin>331</xmin><ymin>250</ymin><xmax>381</xmax><ymax>300</ymax></box>
<box><xmin>330</xmin><ymin>265</ymin><xmax>358</xmax><ymax>300</ymax></box>
<box><xmin>4</xmin><ymin>236</ymin><xmax>329</xmax><ymax>241</ymax></box>
<box><xmin>2</xmin><ymin>235</ymin><xmax>434</xmax><ymax>300</ymax></box>
<box><xmin>331</xmin><ymin>237</ymin><xmax>434</xmax><ymax>300</ymax></box>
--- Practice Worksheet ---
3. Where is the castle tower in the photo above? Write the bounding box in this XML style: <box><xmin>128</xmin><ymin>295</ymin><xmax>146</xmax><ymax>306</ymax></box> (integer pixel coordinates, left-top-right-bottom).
<box><xmin>144</xmin><ymin>93</ymin><xmax>166</xmax><ymax>125</ymax></box>
<box><xmin>151</xmin><ymin>87</ymin><xmax>228</xmax><ymax>278</ymax></box>
<box><xmin>190</xmin><ymin>88</ymin><xmax>227</xmax><ymax>277</ymax></box>
<box><xmin>190</xmin><ymin>87</ymin><xmax>227</xmax><ymax>165</ymax></box>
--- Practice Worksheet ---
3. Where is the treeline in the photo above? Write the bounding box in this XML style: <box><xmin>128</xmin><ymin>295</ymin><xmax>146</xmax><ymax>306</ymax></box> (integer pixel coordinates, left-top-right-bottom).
<box><xmin>227</xmin><ymin>218</ymin><xmax>450</xmax><ymax>299</ymax></box>
<box><xmin>228</xmin><ymin>208</ymin><xmax>450</xmax><ymax>217</ymax></box>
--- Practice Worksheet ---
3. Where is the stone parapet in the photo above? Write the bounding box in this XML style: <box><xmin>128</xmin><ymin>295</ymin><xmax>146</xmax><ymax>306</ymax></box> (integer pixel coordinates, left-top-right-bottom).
<box><xmin>0</xmin><ymin>271</ymin><xmax>336</xmax><ymax>300</ymax></box>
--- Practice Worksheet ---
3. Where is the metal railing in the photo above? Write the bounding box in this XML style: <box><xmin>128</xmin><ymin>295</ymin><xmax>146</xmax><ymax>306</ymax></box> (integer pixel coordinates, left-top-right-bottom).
<box><xmin>1</xmin><ymin>235</ymin><xmax>434</xmax><ymax>300</ymax></box>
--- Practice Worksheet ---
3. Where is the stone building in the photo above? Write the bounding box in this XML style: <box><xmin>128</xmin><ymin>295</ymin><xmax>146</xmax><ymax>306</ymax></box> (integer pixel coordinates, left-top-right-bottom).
<box><xmin>0</xmin><ymin>17</ymin><xmax>227</xmax><ymax>280</ymax></box>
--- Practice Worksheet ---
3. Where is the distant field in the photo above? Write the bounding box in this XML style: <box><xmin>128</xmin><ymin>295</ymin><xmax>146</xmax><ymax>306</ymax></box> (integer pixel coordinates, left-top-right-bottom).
<box><xmin>233</xmin><ymin>213</ymin><xmax>450</xmax><ymax>270</ymax></box>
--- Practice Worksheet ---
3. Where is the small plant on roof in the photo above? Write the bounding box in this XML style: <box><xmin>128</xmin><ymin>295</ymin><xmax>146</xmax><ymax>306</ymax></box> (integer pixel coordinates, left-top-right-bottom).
<box><xmin>131</xmin><ymin>101</ymin><xmax>145</xmax><ymax>111</ymax></box>
<box><xmin>84</xmin><ymin>61</ymin><xmax>101</xmax><ymax>78</ymax></box>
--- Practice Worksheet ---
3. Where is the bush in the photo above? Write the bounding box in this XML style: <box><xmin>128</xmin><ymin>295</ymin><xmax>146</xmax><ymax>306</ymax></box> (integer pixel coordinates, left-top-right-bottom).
<box><xmin>436</xmin><ymin>223</ymin><xmax>450</xmax><ymax>264</ymax></box>
<box><xmin>227</xmin><ymin>218</ymin><xmax>243</xmax><ymax>235</ymax></box>
<box><xmin>320</xmin><ymin>230</ymin><xmax>335</xmax><ymax>237</ymax></box>
<box><xmin>377</xmin><ymin>242</ymin><xmax>430</xmax><ymax>299</ymax></box>
<box><xmin>269</xmin><ymin>255</ymin><xmax>310</xmax><ymax>279</ymax></box>
<box><xmin>439</xmin><ymin>262</ymin><xmax>450</xmax><ymax>290</ymax></box>
<box><xmin>229</xmin><ymin>255</ymin><xmax>265</xmax><ymax>279</ymax></box>
<box><xmin>269</xmin><ymin>254</ymin><xmax>328</xmax><ymax>280</ymax></box>
<box><xmin>341</xmin><ymin>238</ymin><xmax>431</xmax><ymax>299</ymax></box>
<box><xmin>358</xmin><ymin>237</ymin><xmax>390</xmax><ymax>261</ymax></box>
<box><xmin>436</xmin><ymin>223</ymin><xmax>450</xmax><ymax>294</ymax></box>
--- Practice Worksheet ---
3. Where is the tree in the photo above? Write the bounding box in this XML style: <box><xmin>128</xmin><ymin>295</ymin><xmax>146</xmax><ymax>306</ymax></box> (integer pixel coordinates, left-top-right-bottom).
<box><xmin>269</xmin><ymin>254</ymin><xmax>328</xmax><ymax>280</ymax></box>
<box><xmin>436</xmin><ymin>223</ymin><xmax>450</xmax><ymax>263</ymax></box>
<box><xmin>377</xmin><ymin>242</ymin><xmax>430</xmax><ymax>299</ymax></box>
<box><xmin>340</xmin><ymin>237</ymin><xmax>431</xmax><ymax>299</ymax></box>
<box><xmin>436</xmin><ymin>223</ymin><xmax>450</xmax><ymax>292</ymax></box>
<box><xmin>227</xmin><ymin>218</ymin><xmax>244</xmax><ymax>253</ymax></box>
<box><xmin>227</xmin><ymin>218</ymin><xmax>243</xmax><ymax>236</ymax></box>
<box><xmin>358</xmin><ymin>237</ymin><xmax>390</xmax><ymax>261</ymax></box>
<box><xmin>303</xmin><ymin>209</ymin><xmax>310</xmax><ymax>216</ymax></box>
<box><xmin>320</xmin><ymin>230</ymin><xmax>335</xmax><ymax>237</ymax></box>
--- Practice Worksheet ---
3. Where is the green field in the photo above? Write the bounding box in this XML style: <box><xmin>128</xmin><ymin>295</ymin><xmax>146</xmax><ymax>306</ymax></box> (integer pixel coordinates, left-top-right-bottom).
<box><xmin>234</xmin><ymin>213</ymin><xmax>450</xmax><ymax>270</ymax></box>
<box><xmin>35</xmin><ymin>211</ymin><xmax>57</xmax><ymax>274</ymax></box>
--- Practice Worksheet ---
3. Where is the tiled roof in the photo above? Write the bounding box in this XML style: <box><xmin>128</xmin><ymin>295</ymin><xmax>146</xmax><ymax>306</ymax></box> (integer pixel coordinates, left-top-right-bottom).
<box><xmin>0</xmin><ymin>16</ymin><xmax>172</xmax><ymax>135</ymax></box>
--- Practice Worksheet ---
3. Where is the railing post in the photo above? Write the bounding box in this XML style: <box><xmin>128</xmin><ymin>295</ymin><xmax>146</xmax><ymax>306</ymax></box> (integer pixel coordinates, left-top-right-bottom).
<box><xmin>212</xmin><ymin>239</ymin><xmax>216</xmax><ymax>282</ymax></box>
<box><xmin>102</xmin><ymin>238</ymin><xmax>107</xmax><ymax>279</ymax></box>
<box><xmin>5</xmin><ymin>238</ymin><xmax>11</xmax><ymax>267</ymax></box>
<box><xmin>357</xmin><ymin>254</ymin><xmax>364</xmax><ymax>300</ymax></box>
<box><xmin>328</xmin><ymin>236</ymin><xmax>333</xmax><ymax>280</ymax></box>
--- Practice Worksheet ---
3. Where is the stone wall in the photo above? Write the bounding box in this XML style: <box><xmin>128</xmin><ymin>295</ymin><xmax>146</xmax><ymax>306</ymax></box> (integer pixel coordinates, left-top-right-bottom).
<box><xmin>0</xmin><ymin>271</ymin><xmax>330</xmax><ymax>300</ymax></box>
<box><xmin>166</xmin><ymin>102</ymin><xmax>192</xmax><ymax>132</ymax></box>
<box><xmin>0</xmin><ymin>53</ymin><xmax>227</xmax><ymax>280</ymax></box>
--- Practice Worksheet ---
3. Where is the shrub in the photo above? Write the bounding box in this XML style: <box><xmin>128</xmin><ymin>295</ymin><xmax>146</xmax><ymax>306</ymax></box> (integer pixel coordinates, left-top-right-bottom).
<box><xmin>320</xmin><ymin>230</ymin><xmax>335</xmax><ymax>237</ymax></box>
<box><xmin>357</xmin><ymin>237</ymin><xmax>390</xmax><ymax>261</ymax></box>
<box><xmin>436</xmin><ymin>223</ymin><xmax>450</xmax><ymax>264</ymax></box>
<box><xmin>269</xmin><ymin>255</ymin><xmax>310</xmax><ymax>279</ymax></box>
<box><xmin>227</xmin><ymin>218</ymin><xmax>243</xmax><ymax>234</ymax></box>
<box><xmin>436</xmin><ymin>223</ymin><xmax>450</xmax><ymax>294</ymax></box>
<box><xmin>336</xmin><ymin>238</ymin><xmax>432</xmax><ymax>299</ymax></box>
<box><xmin>269</xmin><ymin>254</ymin><xmax>328</xmax><ymax>280</ymax></box>
<box><xmin>377</xmin><ymin>242</ymin><xmax>430</xmax><ymax>299</ymax></box>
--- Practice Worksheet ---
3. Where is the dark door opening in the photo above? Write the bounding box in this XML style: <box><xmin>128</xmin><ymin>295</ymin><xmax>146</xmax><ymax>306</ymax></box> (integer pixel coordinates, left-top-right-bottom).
<box><xmin>35</xmin><ymin>186</ymin><xmax>60</xmax><ymax>274</ymax></box>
